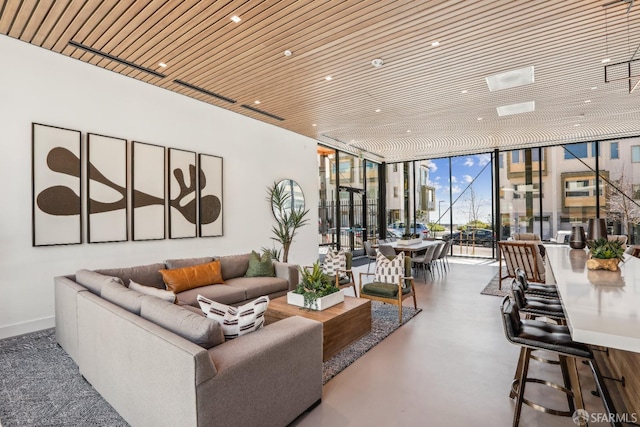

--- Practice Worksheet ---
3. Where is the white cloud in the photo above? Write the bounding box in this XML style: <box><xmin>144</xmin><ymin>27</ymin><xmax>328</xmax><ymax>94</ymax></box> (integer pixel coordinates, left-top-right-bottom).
<box><xmin>464</xmin><ymin>158</ymin><xmax>474</xmax><ymax>167</ymax></box>
<box><xmin>425</xmin><ymin>160</ymin><xmax>438</xmax><ymax>172</ymax></box>
<box><xmin>463</xmin><ymin>175</ymin><xmax>473</xmax><ymax>183</ymax></box>
<box><xmin>432</xmin><ymin>182</ymin><xmax>442</xmax><ymax>191</ymax></box>
<box><xmin>435</xmin><ymin>176</ymin><xmax>441</xmax><ymax>181</ymax></box>
<box><xmin>451</xmin><ymin>185</ymin><xmax>462</xmax><ymax>194</ymax></box>
<box><xmin>477</xmin><ymin>154</ymin><xmax>491</xmax><ymax>166</ymax></box>
<box><xmin>451</xmin><ymin>176</ymin><xmax>458</xmax><ymax>183</ymax></box>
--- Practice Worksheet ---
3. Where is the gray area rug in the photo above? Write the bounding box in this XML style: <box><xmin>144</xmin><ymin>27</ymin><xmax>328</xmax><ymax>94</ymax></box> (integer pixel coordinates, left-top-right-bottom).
<box><xmin>480</xmin><ymin>268</ymin><xmax>510</xmax><ymax>297</ymax></box>
<box><xmin>0</xmin><ymin>302</ymin><xmax>420</xmax><ymax>426</ymax></box>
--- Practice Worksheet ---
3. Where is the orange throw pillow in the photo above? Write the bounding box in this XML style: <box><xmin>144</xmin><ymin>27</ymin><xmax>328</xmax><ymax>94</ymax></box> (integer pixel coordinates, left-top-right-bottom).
<box><xmin>159</xmin><ymin>260</ymin><xmax>225</xmax><ymax>293</ymax></box>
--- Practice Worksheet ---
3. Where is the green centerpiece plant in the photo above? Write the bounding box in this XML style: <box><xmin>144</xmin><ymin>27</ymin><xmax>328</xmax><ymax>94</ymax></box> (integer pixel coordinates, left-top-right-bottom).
<box><xmin>294</xmin><ymin>262</ymin><xmax>340</xmax><ymax>310</ymax></box>
<box><xmin>585</xmin><ymin>238</ymin><xmax>625</xmax><ymax>271</ymax></box>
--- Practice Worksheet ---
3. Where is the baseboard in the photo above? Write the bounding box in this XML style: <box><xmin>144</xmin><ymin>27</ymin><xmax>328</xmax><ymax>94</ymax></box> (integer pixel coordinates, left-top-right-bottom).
<box><xmin>0</xmin><ymin>316</ymin><xmax>55</xmax><ymax>340</ymax></box>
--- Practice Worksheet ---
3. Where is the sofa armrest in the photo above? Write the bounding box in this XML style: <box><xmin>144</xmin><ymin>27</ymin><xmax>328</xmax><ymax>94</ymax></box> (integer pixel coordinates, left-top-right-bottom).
<box><xmin>54</xmin><ymin>275</ymin><xmax>87</xmax><ymax>364</ymax></box>
<box><xmin>202</xmin><ymin>316</ymin><xmax>322</xmax><ymax>426</ymax></box>
<box><xmin>274</xmin><ymin>261</ymin><xmax>299</xmax><ymax>290</ymax></box>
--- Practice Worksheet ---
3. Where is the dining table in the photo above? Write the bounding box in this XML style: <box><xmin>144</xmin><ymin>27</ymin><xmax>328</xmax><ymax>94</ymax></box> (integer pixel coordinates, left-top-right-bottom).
<box><xmin>382</xmin><ymin>239</ymin><xmax>443</xmax><ymax>255</ymax></box>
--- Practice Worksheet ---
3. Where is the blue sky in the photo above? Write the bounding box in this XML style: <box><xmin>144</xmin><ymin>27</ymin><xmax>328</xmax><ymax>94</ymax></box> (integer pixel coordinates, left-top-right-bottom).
<box><xmin>425</xmin><ymin>153</ymin><xmax>494</xmax><ymax>227</ymax></box>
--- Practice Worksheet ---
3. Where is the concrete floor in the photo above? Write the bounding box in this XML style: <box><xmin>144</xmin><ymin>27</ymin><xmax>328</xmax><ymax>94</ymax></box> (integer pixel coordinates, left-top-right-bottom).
<box><xmin>293</xmin><ymin>257</ymin><xmax>609</xmax><ymax>427</ymax></box>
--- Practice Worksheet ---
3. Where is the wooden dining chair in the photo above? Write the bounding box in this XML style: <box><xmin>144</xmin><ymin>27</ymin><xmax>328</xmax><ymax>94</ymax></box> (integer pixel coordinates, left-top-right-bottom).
<box><xmin>497</xmin><ymin>241</ymin><xmax>546</xmax><ymax>290</ymax></box>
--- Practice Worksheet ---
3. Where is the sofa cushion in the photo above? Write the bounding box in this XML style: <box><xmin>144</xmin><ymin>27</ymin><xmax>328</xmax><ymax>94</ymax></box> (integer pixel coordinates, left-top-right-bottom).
<box><xmin>245</xmin><ymin>251</ymin><xmax>275</xmax><ymax>277</ymax></box>
<box><xmin>197</xmin><ymin>295</ymin><xmax>269</xmax><ymax>340</ymax></box>
<box><xmin>159</xmin><ymin>260</ymin><xmax>224</xmax><ymax>293</ymax></box>
<box><xmin>219</xmin><ymin>253</ymin><xmax>251</xmax><ymax>281</ymax></box>
<box><xmin>129</xmin><ymin>279</ymin><xmax>176</xmax><ymax>303</ymax></box>
<box><xmin>164</xmin><ymin>257</ymin><xmax>215</xmax><ymax>270</ymax></box>
<box><xmin>100</xmin><ymin>281</ymin><xmax>146</xmax><ymax>315</ymax></box>
<box><xmin>76</xmin><ymin>269</ymin><xmax>124</xmax><ymax>295</ymax></box>
<box><xmin>96</xmin><ymin>263</ymin><xmax>166</xmax><ymax>289</ymax></box>
<box><xmin>140</xmin><ymin>297</ymin><xmax>224</xmax><ymax>349</ymax></box>
<box><xmin>177</xmin><ymin>284</ymin><xmax>248</xmax><ymax>307</ymax></box>
<box><xmin>225</xmin><ymin>276</ymin><xmax>289</xmax><ymax>300</ymax></box>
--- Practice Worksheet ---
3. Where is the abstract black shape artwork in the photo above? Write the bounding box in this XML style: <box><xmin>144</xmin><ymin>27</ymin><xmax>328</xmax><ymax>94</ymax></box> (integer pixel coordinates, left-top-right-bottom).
<box><xmin>87</xmin><ymin>133</ymin><xmax>128</xmax><ymax>243</ymax></box>
<box><xmin>198</xmin><ymin>153</ymin><xmax>223</xmax><ymax>237</ymax></box>
<box><xmin>32</xmin><ymin>123</ymin><xmax>82</xmax><ymax>246</ymax></box>
<box><xmin>169</xmin><ymin>148</ymin><xmax>197</xmax><ymax>238</ymax></box>
<box><xmin>132</xmin><ymin>142</ymin><xmax>166</xmax><ymax>241</ymax></box>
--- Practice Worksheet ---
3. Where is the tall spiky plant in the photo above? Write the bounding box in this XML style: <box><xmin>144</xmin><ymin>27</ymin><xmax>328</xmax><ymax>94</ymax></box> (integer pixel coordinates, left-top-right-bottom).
<box><xmin>267</xmin><ymin>181</ymin><xmax>309</xmax><ymax>263</ymax></box>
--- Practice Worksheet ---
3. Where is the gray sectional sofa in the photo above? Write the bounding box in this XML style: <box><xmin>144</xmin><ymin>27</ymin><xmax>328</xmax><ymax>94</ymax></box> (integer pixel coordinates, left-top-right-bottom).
<box><xmin>54</xmin><ymin>254</ymin><xmax>322</xmax><ymax>427</ymax></box>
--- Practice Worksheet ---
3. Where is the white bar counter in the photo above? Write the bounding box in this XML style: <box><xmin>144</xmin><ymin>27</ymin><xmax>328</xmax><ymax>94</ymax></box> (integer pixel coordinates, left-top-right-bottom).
<box><xmin>545</xmin><ymin>245</ymin><xmax>640</xmax><ymax>353</ymax></box>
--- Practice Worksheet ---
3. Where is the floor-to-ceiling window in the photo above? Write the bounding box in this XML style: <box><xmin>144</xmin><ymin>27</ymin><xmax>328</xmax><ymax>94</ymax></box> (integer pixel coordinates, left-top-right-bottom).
<box><xmin>447</xmin><ymin>153</ymin><xmax>495</xmax><ymax>257</ymax></box>
<box><xmin>321</xmin><ymin>136</ymin><xmax>640</xmax><ymax>260</ymax></box>
<box><xmin>499</xmin><ymin>148</ymin><xmax>545</xmax><ymax>240</ymax></box>
<box><xmin>318</xmin><ymin>145</ymin><xmax>381</xmax><ymax>256</ymax></box>
<box><xmin>318</xmin><ymin>146</ymin><xmax>336</xmax><ymax>254</ymax></box>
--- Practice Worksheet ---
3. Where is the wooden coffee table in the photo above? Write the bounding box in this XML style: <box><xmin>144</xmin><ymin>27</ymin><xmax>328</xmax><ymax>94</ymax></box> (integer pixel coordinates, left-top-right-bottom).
<box><xmin>265</xmin><ymin>296</ymin><xmax>372</xmax><ymax>361</ymax></box>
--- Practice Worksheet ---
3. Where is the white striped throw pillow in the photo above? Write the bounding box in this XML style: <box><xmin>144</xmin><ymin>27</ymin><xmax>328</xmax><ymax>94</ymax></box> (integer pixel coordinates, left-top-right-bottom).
<box><xmin>197</xmin><ymin>295</ymin><xmax>269</xmax><ymax>340</ymax></box>
<box><xmin>374</xmin><ymin>251</ymin><xmax>405</xmax><ymax>286</ymax></box>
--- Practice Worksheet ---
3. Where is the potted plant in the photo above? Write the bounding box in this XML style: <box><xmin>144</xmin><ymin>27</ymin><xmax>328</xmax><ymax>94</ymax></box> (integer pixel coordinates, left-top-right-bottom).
<box><xmin>397</xmin><ymin>233</ymin><xmax>422</xmax><ymax>246</ymax></box>
<box><xmin>267</xmin><ymin>181</ymin><xmax>309</xmax><ymax>263</ymax></box>
<box><xmin>585</xmin><ymin>238</ymin><xmax>625</xmax><ymax>271</ymax></box>
<box><xmin>287</xmin><ymin>262</ymin><xmax>344</xmax><ymax>310</ymax></box>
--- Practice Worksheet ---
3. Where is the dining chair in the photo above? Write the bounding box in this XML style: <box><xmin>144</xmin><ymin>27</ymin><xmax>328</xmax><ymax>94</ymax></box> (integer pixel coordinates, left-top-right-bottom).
<box><xmin>377</xmin><ymin>245</ymin><xmax>396</xmax><ymax>258</ymax></box>
<box><xmin>498</xmin><ymin>241</ymin><xmax>545</xmax><ymax>290</ymax></box>
<box><xmin>412</xmin><ymin>244</ymin><xmax>438</xmax><ymax>280</ymax></box>
<box><xmin>363</xmin><ymin>241</ymin><xmax>378</xmax><ymax>273</ymax></box>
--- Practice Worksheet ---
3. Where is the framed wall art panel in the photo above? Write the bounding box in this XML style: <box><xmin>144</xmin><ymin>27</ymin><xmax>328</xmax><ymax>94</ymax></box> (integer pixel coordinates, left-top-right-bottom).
<box><xmin>32</xmin><ymin>123</ymin><xmax>82</xmax><ymax>246</ymax></box>
<box><xmin>168</xmin><ymin>148</ymin><xmax>197</xmax><ymax>238</ymax></box>
<box><xmin>87</xmin><ymin>133</ymin><xmax>128</xmax><ymax>243</ymax></box>
<box><xmin>132</xmin><ymin>141</ymin><xmax>166</xmax><ymax>241</ymax></box>
<box><xmin>198</xmin><ymin>153</ymin><xmax>223</xmax><ymax>237</ymax></box>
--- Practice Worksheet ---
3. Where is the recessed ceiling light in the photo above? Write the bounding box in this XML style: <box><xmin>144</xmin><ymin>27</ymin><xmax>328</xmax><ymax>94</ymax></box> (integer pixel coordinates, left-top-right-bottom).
<box><xmin>574</xmin><ymin>124</ymin><xmax>581</xmax><ymax>127</ymax></box>
<box><xmin>325</xmin><ymin>76</ymin><xmax>332</xmax><ymax>81</ymax></box>
<box><xmin>461</xmin><ymin>90</ymin><xmax>468</xmax><ymax>94</ymax></box>
<box><xmin>591</xmin><ymin>86</ymin><xmax>598</xmax><ymax>90</ymax></box>
<box><xmin>486</xmin><ymin>66</ymin><xmax>535</xmax><ymax>91</ymax></box>
<box><xmin>601</xmin><ymin>58</ymin><xmax>611</xmax><ymax>63</ymax></box>
<box><xmin>312</xmin><ymin>123</ymin><xmax>317</xmax><ymax>127</ymax></box>
<box><xmin>407</xmin><ymin>130</ymin><xmax>411</xmax><ymax>133</ymax></box>
<box><xmin>431</xmin><ymin>41</ymin><xmax>440</xmax><ymax>47</ymax></box>
<box><xmin>496</xmin><ymin>101</ymin><xmax>535</xmax><ymax>116</ymax></box>
<box><xmin>254</xmin><ymin>100</ymin><xmax>260</xmax><ymax>104</ymax></box>
<box><xmin>158</xmin><ymin>62</ymin><xmax>167</xmax><ymax>68</ymax></box>
<box><xmin>375</xmin><ymin>109</ymin><xmax>381</xmax><ymax>113</ymax></box>
<box><xmin>230</xmin><ymin>15</ymin><xmax>241</xmax><ymax>23</ymax></box>
<box><xmin>477</xmin><ymin>117</ymin><xmax>483</xmax><ymax>121</ymax></box>
<box><xmin>371</xmin><ymin>58</ymin><xmax>384</xmax><ymax>67</ymax></box>
<box><xmin>284</xmin><ymin>50</ymin><xmax>292</xmax><ymax>56</ymax></box>
<box><xmin>584</xmin><ymin>99</ymin><xmax>592</xmax><ymax>103</ymax></box>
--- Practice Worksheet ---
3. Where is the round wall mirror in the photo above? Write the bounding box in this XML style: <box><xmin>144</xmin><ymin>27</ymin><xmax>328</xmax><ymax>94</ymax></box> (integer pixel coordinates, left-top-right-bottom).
<box><xmin>271</xmin><ymin>179</ymin><xmax>305</xmax><ymax>219</ymax></box>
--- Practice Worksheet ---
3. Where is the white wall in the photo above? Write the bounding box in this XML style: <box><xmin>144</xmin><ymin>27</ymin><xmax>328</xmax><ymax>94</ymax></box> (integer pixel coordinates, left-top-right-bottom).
<box><xmin>0</xmin><ymin>36</ymin><xmax>319</xmax><ymax>339</ymax></box>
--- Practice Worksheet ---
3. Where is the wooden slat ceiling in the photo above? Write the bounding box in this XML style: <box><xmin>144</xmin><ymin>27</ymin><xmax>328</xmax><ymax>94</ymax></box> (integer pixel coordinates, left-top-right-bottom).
<box><xmin>2</xmin><ymin>0</ymin><xmax>640</xmax><ymax>162</ymax></box>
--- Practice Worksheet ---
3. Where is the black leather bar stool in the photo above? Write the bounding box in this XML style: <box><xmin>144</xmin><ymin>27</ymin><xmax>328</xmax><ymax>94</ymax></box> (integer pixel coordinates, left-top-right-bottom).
<box><xmin>514</xmin><ymin>268</ymin><xmax>559</xmax><ymax>299</ymax></box>
<box><xmin>501</xmin><ymin>296</ymin><xmax>594</xmax><ymax>427</ymax></box>
<box><xmin>511</xmin><ymin>281</ymin><xmax>566</xmax><ymax>323</ymax></box>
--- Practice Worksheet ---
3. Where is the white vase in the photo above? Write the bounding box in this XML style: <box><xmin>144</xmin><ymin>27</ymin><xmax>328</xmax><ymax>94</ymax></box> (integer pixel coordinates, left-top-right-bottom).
<box><xmin>287</xmin><ymin>289</ymin><xmax>345</xmax><ymax>310</ymax></box>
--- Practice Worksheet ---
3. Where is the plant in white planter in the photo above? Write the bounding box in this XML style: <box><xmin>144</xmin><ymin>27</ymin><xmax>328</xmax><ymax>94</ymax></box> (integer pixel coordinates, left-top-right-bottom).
<box><xmin>289</xmin><ymin>262</ymin><xmax>342</xmax><ymax>310</ymax></box>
